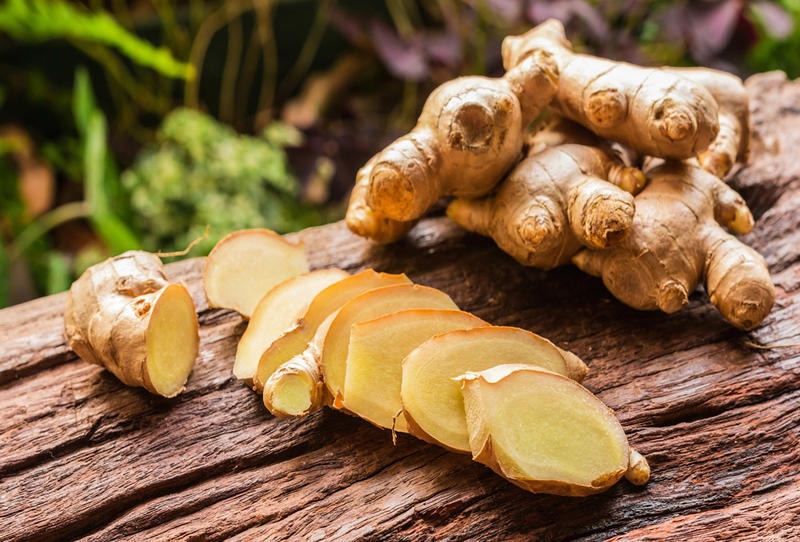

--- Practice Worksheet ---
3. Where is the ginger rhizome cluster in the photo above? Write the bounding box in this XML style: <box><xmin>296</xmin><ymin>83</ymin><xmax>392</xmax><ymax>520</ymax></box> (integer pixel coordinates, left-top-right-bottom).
<box><xmin>345</xmin><ymin>18</ymin><xmax>772</xmax><ymax>330</ymax></box>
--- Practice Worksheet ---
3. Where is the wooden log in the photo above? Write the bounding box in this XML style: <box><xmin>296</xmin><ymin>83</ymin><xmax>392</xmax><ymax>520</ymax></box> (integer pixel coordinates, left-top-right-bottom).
<box><xmin>0</xmin><ymin>73</ymin><xmax>798</xmax><ymax>542</ymax></box>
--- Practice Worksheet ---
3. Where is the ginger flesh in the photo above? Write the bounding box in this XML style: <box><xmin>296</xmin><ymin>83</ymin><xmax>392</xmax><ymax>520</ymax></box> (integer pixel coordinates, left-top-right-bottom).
<box><xmin>401</xmin><ymin>326</ymin><xmax>588</xmax><ymax>452</ymax></box>
<box><xmin>460</xmin><ymin>364</ymin><xmax>645</xmax><ymax>497</ymax></box>
<box><xmin>572</xmin><ymin>160</ymin><xmax>775</xmax><ymax>330</ymax></box>
<box><xmin>254</xmin><ymin>269</ymin><xmax>410</xmax><ymax>391</ymax></box>
<box><xmin>262</xmin><ymin>283</ymin><xmax>459</xmax><ymax>416</ymax></box>
<box><xmin>320</xmin><ymin>284</ymin><xmax>459</xmax><ymax>404</ymax></box>
<box><xmin>343</xmin><ymin>309</ymin><xmax>489</xmax><ymax>432</ymax></box>
<box><xmin>203</xmin><ymin>228</ymin><xmax>309</xmax><ymax>318</ymax></box>
<box><xmin>447</xmin><ymin>141</ymin><xmax>645</xmax><ymax>269</ymax></box>
<box><xmin>502</xmin><ymin>19</ymin><xmax>720</xmax><ymax>160</ymax></box>
<box><xmin>64</xmin><ymin>251</ymin><xmax>199</xmax><ymax>398</ymax></box>
<box><xmin>233</xmin><ymin>269</ymin><xmax>349</xmax><ymax>382</ymax></box>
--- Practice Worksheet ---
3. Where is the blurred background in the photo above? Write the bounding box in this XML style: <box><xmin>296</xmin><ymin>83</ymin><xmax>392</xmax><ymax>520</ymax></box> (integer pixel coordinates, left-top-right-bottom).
<box><xmin>1</xmin><ymin>0</ymin><xmax>798</xmax><ymax>308</ymax></box>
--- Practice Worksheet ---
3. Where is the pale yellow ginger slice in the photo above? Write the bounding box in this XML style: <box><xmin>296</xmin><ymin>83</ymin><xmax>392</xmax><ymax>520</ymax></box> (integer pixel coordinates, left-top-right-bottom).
<box><xmin>459</xmin><ymin>364</ymin><xmax>649</xmax><ymax>496</ymax></box>
<box><xmin>400</xmin><ymin>326</ymin><xmax>587</xmax><ymax>452</ymax></box>
<box><xmin>203</xmin><ymin>229</ymin><xmax>308</xmax><ymax>318</ymax></box>
<box><xmin>320</xmin><ymin>284</ymin><xmax>459</xmax><ymax>405</ymax></box>
<box><xmin>233</xmin><ymin>269</ymin><xmax>349</xmax><ymax>383</ymax></box>
<box><xmin>343</xmin><ymin>309</ymin><xmax>489</xmax><ymax>432</ymax></box>
<box><xmin>254</xmin><ymin>269</ymin><xmax>410</xmax><ymax>391</ymax></box>
<box><xmin>64</xmin><ymin>251</ymin><xmax>199</xmax><ymax>398</ymax></box>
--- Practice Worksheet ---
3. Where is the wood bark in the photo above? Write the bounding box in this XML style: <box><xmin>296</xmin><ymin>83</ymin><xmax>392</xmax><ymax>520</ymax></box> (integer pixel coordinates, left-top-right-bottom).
<box><xmin>0</xmin><ymin>73</ymin><xmax>798</xmax><ymax>542</ymax></box>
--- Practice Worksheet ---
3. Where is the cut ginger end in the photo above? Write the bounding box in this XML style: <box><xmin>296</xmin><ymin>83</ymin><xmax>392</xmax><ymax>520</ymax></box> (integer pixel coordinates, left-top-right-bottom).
<box><xmin>233</xmin><ymin>269</ymin><xmax>350</xmax><ymax>382</ymax></box>
<box><xmin>203</xmin><ymin>229</ymin><xmax>309</xmax><ymax>318</ymax></box>
<box><xmin>343</xmin><ymin>309</ymin><xmax>489</xmax><ymax>433</ymax></box>
<box><xmin>144</xmin><ymin>284</ymin><xmax>200</xmax><ymax>398</ymax></box>
<box><xmin>401</xmin><ymin>326</ymin><xmax>588</xmax><ymax>453</ymax></box>
<box><xmin>460</xmin><ymin>364</ymin><xmax>645</xmax><ymax>497</ymax></box>
<box><xmin>320</xmin><ymin>284</ymin><xmax>459</xmax><ymax>404</ymax></box>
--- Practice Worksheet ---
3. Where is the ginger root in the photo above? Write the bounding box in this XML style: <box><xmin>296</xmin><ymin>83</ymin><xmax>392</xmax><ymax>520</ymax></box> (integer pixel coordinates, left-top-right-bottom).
<box><xmin>503</xmin><ymin>19</ymin><xmax>719</xmax><ymax>160</ymax></box>
<box><xmin>460</xmin><ymin>364</ymin><xmax>649</xmax><ymax>496</ymax></box>
<box><xmin>345</xmin><ymin>43</ymin><xmax>559</xmax><ymax>241</ymax></box>
<box><xmin>668</xmin><ymin>67</ymin><xmax>749</xmax><ymax>178</ymax></box>
<box><xmin>573</xmin><ymin>160</ymin><xmax>775</xmax><ymax>330</ymax></box>
<box><xmin>447</xmin><ymin>141</ymin><xmax>645</xmax><ymax>268</ymax></box>
<box><xmin>64</xmin><ymin>251</ymin><xmax>199</xmax><ymax>397</ymax></box>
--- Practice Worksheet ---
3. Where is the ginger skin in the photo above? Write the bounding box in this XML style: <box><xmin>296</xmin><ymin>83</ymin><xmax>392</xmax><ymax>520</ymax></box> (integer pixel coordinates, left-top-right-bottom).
<box><xmin>64</xmin><ymin>251</ymin><xmax>199</xmax><ymax>397</ymax></box>
<box><xmin>447</xmin><ymin>142</ymin><xmax>645</xmax><ymax>269</ymax></box>
<box><xmin>668</xmin><ymin>67</ymin><xmax>749</xmax><ymax>178</ymax></box>
<box><xmin>345</xmin><ymin>48</ymin><xmax>559</xmax><ymax>242</ymax></box>
<box><xmin>503</xmin><ymin>19</ymin><xmax>720</xmax><ymax>160</ymax></box>
<box><xmin>572</xmin><ymin>161</ymin><xmax>774</xmax><ymax>330</ymax></box>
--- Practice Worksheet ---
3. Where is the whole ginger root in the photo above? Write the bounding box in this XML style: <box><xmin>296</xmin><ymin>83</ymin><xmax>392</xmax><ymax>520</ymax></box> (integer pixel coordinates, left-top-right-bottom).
<box><xmin>345</xmin><ymin>46</ymin><xmax>559</xmax><ymax>242</ymax></box>
<box><xmin>502</xmin><ymin>19</ymin><xmax>721</xmax><ymax>161</ymax></box>
<box><xmin>447</xmin><ymin>135</ymin><xmax>646</xmax><ymax>269</ymax></box>
<box><xmin>572</xmin><ymin>161</ymin><xmax>774</xmax><ymax>330</ymax></box>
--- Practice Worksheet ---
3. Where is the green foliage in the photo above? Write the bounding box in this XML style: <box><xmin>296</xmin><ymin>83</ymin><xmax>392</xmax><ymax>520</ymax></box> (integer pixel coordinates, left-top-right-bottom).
<box><xmin>748</xmin><ymin>1</ymin><xmax>800</xmax><ymax>78</ymax></box>
<box><xmin>0</xmin><ymin>0</ymin><xmax>193</xmax><ymax>80</ymax></box>
<box><xmin>122</xmin><ymin>108</ymin><xmax>332</xmax><ymax>254</ymax></box>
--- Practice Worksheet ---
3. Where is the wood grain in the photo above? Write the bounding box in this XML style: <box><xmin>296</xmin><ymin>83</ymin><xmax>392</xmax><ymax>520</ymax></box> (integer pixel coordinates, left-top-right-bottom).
<box><xmin>0</xmin><ymin>73</ymin><xmax>798</xmax><ymax>542</ymax></box>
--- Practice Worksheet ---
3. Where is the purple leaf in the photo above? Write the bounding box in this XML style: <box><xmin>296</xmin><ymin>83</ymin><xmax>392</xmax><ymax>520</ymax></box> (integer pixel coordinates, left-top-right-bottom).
<box><xmin>368</xmin><ymin>20</ymin><xmax>429</xmax><ymax>81</ymax></box>
<box><xmin>527</xmin><ymin>0</ymin><xmax>574</xmax><ymax>23</ymax></box>
<box><xmin>687</xmin><ymin>0</ymin><xmax>744</xmax><ymax>60</ymax></box>
<box><xmin>752</xmin><ymin>1</ymin><xmax>794</xmax><ymax>38</ymax></box>
<box><xmin>486</xmin><ymin>0</ymin><xmax>524</xmax><ymax>22</ymax></box>
<box><xmin>422</xmin><ymin>31</ymin><xmax>463</xmax><ymax>70</ymax></box>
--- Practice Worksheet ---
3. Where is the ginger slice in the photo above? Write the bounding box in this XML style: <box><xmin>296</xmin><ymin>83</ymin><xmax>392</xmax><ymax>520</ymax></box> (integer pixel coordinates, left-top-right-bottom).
<box><xmin>64</xmin><ymin>251</ymin><xmax>199</xmax><ymax>398</ymax></box>
<box><xmin>203</xmin><ymin>229</ymin><xmax>308</xmax><ymax>318</ymax></box>
<box><xmin>320</xmin><ymin>284</ymin><xmax>459</xmax><ymax>405</ymax></box>
<box><xmin>233</xmin><ymin>269</ymin><xmax>349</xmax><ymax>383</ymax></box>
<box><xmin>253</xmin><ymin>269</ymin><xmax>410</xmax><ymax>391</ymax></box>
<box><xmin>343</xmin><ymin>309</ymin><xmax>488</xmax><ymax>432</ymax></box>
<box><xmin>401</xmin><ymin>326</ymin><xmax>587</xmax><ymax>452</ymax></box>
<box><xmin>459</xmin><ymin>364</ymin><xmax>647</xmax><ymax>496</ymax></box>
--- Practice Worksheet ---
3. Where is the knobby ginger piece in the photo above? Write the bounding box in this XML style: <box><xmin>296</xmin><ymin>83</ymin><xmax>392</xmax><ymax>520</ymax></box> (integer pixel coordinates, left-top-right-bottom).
<box><xmin>254</xmin><ymin>269</ymin><xmax>410</xmax><ymax>391</ymax></box>
<box><xmin>401</xmin><ymin>326</ymin><xmax>587</xmax><ymax>452</ymax></box>
<box><xmin>203</xmin><ymin>228</ymin><xmax>308</xmax><ymax>318</ymax></box>
<box><xmin>503</xmin><ymin>19</ymin><xmax>719</xmax><ymax>160</ymax></box>
<box><xmin>346</xmin><ymin>39</ymin><xmax>558</xmax><ymax>241</ymax></box>
<box><xmin>573</xmin><ymin>160</ymin><xmax>775</xmax><ymax>329</ymax></box>
<box><xmin>64</xmin><ymin>251</ymin><xmax>199</xmax><ymax>397</ymax></box>
<box><xmin>459</xmin><ymin>364</ymin><xmax>648</xmax><ymax>496</ymax></box>
<box><xmin>233</xmin><ymin>268</ymin><xmax>349</xmax><ymax>382</ymax></box>
<box><xmin>343</xmin><ymin>309</ymin><xmax>489</xmax><ymax>432</ymax></box>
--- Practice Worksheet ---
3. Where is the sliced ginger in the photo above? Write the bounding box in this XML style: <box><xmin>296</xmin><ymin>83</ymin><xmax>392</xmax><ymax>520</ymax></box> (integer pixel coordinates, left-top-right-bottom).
<box><xmin>233</xmin><ymin>268</ymin><xmax>349</xmax><ymax>382</ymax></box>
<box><xmin>64</xmin><ymin>251</ymin><xmax>199</xmax><ymax>397</ymax></box>
<box><xmin>401</xmin><ymin>326</ymin><xmax>587</xmax><ymax>452</ymax></box>
<box><xmin>459</xmin><ymin>364</ymin><xmax>648</xmax><ymax>496</ymax></box>
<box><xmin>343</xmin><ymin>309</ymin><xmax>489</xmax><ymax>432</ymax></box>
<box><xmin>263</xmin><ymin>284</ymin><xmax>459</xmax><ymax>416</ymax></box>
<box><xmin>320</xmin><ymin>284</ymin><xmax>459</xmax><ymax>404</ymax></box>
<box><xmin>253</xmin><ymin>269</ymin><xmax>410</xmax><ymax>391</ymax></box>
<box><xmin>203</xmin><ymin>228</ymin><xmax>308</xmax><ymax>318</ymax></box>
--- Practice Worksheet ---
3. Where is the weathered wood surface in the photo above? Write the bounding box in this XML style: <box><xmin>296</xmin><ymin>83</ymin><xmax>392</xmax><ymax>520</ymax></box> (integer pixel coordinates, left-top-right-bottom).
<box><xmin>1</xmin><ymin>73</ymin><xmax>798</xmax><ymax>542</ymax></box>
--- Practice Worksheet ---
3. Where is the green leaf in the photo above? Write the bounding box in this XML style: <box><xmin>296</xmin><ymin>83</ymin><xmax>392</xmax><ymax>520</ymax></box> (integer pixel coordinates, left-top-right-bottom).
<box><xmin>45</xmin><ymin>251</ymin><xmax>71</xmax><ymax>296</ymax></box>
<box><xmin>0</xmin><ymin>0</ymin><xmax>193</xmax><ymax>80</ymax></box>
<box><xmin>72</xmin><ymin>67</ymin><xmax>96</xmax><ymax>136</ymax></box>
<box><xmin>84</xmin><ymin>111</ymin><xmax>140</xmax><ymax>253</ymax></box>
